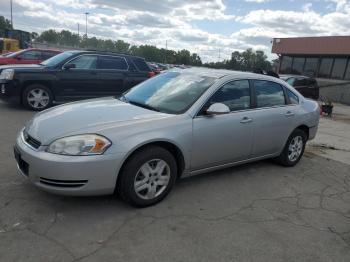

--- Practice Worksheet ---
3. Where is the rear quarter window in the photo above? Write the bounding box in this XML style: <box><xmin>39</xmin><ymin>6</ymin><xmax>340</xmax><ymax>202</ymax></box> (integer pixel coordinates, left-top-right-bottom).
<box><xmin>132</xmin><ymin>58</ymin><xmax>151</xmax><ymax>72</ymax></box>
<box><xmin>287</xmin><ymin>89</ymin><xmax>299</xmax><ymax>104</ymax></box>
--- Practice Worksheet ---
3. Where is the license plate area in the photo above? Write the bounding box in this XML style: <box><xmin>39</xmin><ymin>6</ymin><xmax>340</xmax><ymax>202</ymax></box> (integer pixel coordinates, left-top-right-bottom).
<box><xmin>14</xmin><ymin>147</ymin><xmax>29</xmax><ymax>176</ymax></box>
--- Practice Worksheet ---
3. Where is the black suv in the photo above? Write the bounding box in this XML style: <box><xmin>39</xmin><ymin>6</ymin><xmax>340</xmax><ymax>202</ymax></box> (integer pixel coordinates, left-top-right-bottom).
<box><xmin>0</xmin><ymin>51</ymin><xmax>153</xmax><ymax>110</ymax></box>
<box><xmin>280</xmin><ymin>75</ymin><xmax>319</xmax><ymax>100</ymax></box>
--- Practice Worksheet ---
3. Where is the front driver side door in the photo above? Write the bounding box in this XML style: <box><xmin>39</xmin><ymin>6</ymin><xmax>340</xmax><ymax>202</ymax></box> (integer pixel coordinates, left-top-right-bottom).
<box><xmin>56</xmin><ymin>55</ymin><xmax>100</xmax><ymax>100</ymax></box>
<box><xmin>191</xmin><ymin>80</ymin><xmax>255</xmax><ymax>171</ymax></box>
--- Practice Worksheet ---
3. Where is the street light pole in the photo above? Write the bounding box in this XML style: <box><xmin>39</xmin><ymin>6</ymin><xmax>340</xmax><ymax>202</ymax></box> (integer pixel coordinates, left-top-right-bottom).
<box><xmin>84</xmin><ymin>12</ymin><xmax>89</xmax><ymax>38</ymax></box>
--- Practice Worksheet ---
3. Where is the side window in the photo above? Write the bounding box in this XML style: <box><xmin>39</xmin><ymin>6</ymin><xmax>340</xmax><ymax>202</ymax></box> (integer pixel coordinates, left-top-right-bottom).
<box><xmin>132</xmin><ymin>58</ymin><xmax>151</xmax><ymax>72</ymax></box>
<box><xmin>287</xmin><ymin>89</ymin><xmax>299</xmax><ymax>105</ymax></box>
<box><xmin>98</xmin><ymin>56</ymin><xmax>128</xmax><ymax>70</ymax></box>
<box><xmin>20</xmin><ymin>51</ymin><xmax>41</xmax><ymax>60</ymax></box>
<box><xmin>255</xmin><ymin>80</ymin><xmax>286</xmax><ymax>108</ymax></box>
<box><xmin>69</xmin><ymin>55</ymin><xmax>97</xmax><ymax>69</ymax></box>
<box><xmin>207</xmin><ymin>80</ymin><xmax>251</xmax><ymax>112</ymax></box>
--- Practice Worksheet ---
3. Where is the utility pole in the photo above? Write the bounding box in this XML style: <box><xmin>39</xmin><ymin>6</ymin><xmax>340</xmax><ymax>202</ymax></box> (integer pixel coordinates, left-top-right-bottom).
<box><xmin>84</xmin><ymin>12</ymin><xmax>89</xmax><ymax>38</ymax></box>
<box><xmin>77</xmin><ymin>23</ymin><xmax>80</xmax><ymax>37</ymax></box>
<box><xmin>218</xmin><ymin>48</ymin><xmax>221</xmax><ymax>62</ymax></box>
<box><xmin>10</xmin><ymin>0</ymin><xmax>13</xmax><ymax>28</ymax></box>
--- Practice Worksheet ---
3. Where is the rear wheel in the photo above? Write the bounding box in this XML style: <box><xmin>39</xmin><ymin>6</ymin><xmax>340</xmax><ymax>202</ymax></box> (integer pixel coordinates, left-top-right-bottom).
<box><xmin>117</xmin><ymin>146</ymin><xmax>177</xmax><ymax>207</ymax></box>
<box><xmin>276</xmin><ymin>129</ymin><xmax>307</xmax><ymax>167</ymax></box>
<box><xmin>22</xmin><ymin>84</ymin><xmax>53</xmax><ymax>111</ymax></box>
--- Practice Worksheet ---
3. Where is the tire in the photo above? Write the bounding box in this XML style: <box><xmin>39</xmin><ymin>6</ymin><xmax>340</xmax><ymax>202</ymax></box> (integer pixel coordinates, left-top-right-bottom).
<box><xmin>117</xmin><ymin>146</ymin><xmax>177</xmax><ymax>207</ymax></box>
<box><xmin>22</xmin><ymin>84</ymin><xmax>53</xmax><ymax>111</ymax></box>
<box><xmin>276</xmin><ymin>129</ymin><xmax>307</xmax><ymax>167</ymax></box>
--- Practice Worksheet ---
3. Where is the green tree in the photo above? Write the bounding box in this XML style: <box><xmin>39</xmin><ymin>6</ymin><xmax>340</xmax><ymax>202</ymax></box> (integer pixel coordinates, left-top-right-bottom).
<box><xmin>0</xmin><ymin>15</ymin><xmax>13</xmax><ymax>37</ymax></box>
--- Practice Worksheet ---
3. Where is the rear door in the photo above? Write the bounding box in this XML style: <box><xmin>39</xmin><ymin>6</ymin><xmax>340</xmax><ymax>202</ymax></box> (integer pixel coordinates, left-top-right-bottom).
<box><xmin>56</xmin><ymin>54</ymin><xmax>100</xmax><ymax>99</ymax></box>
<box><xmin>250</xmin><ymin>80</ymin><xmax>296</xmax><ymax>157</ymax></box>
<box><xmin>96</xmin><ymin>55</ymin><xmax>129</xmax><ymax>96</ymax></box>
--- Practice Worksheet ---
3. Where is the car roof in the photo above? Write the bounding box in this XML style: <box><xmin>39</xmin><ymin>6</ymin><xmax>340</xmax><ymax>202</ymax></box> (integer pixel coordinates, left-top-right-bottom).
<box><xmin>68</xmin><ymin>50</ymin><xmax>145</xmax><ymax>60</ymax></box>
<box><xmin>280</xmin><ymin>74</ymin><xmax>310</xmax><ymax>79</ymax></box>
<box><xmin>172</xmin><ymin>67</ymin><xmax>281</xmax><ymax>81</ymax></box>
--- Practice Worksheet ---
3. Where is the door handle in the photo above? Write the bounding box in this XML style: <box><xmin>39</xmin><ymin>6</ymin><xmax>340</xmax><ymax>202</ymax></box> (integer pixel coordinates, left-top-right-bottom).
<box><xmin>285</xmin><ymin>111</ymin><xmax>295</xmax><ymax>117</ymax></box>
<box><xmin>240</xmin><ymin>117</ymin><xmax>253</xmax><ymax>124</ymax></box>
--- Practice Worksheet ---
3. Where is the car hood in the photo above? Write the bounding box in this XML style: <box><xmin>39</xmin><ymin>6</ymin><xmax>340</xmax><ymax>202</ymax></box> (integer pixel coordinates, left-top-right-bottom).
<box><xmin>25</xmin><ymin>97</ymin><xmax>172</xmax><ymax>145</ymax></box>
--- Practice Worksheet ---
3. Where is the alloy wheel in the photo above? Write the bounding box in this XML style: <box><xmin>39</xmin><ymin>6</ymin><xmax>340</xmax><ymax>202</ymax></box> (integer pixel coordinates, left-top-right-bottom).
<box><xmin>27</xmin><ymin>88</ymin><xmax>50</xmax><ymax>109</ymax></box>
<box><xmin>134</xmin><ymin>159</ymin><xmax>171</xmax><ymax>200</ymax></box>
<box><xmin>288</xmin><ymin>136</ymin><xmax>303</xmax><ymax>162</ymax></box>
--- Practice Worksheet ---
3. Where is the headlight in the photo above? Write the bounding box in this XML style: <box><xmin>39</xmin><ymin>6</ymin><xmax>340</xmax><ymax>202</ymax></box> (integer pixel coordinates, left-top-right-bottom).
<box><xmin>0</xmin><ymin>69</ymin><xmax>15</xmax><ymax>80</ymax></box>
<box><xmin>47</xmin><ymin>134</ymin><xmax>111</xmax><ymax>155</ymax></box>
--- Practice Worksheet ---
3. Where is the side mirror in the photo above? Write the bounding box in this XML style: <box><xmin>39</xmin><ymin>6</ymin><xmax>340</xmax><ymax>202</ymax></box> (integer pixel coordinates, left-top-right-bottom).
<box><xmin>16</xmin><ymin>56</ymin><xmax>22</xmax><ymax>60</ymax></box>
<box><xmin>63</xmin><ymin>63</ymin><xmax>76</xmax><ymax>70</ymax></box>
<box><xmin>206</xmin><ymin>103</ymin><xmax>230</xmax><ymax>115</ymax></box>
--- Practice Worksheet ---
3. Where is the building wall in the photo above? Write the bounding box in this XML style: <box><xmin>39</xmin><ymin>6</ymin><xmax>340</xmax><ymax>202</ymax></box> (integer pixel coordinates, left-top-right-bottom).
<box><xmin>279</xmin><ymin>55</ymin><xmax>350</xmax><ymax>80</ymax></box>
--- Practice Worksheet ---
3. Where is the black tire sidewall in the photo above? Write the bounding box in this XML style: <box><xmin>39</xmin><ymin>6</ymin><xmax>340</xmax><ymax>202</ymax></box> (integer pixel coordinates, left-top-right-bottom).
<box><xmin>22</xmin><ymin>84</ymin><xmax>53</xmax><ymax>111</ymax></box>
<box><xmin>118</xmin><ymin>146</ymin><xmax>177</xmax><ymax>207</ymax></box>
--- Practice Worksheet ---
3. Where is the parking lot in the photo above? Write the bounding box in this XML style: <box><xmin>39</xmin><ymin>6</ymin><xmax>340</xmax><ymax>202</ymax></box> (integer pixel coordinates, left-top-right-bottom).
<box><xmin>0</xmin><ymin>101</ymin><xmax>350</xmax><ymax>262</ymax></box>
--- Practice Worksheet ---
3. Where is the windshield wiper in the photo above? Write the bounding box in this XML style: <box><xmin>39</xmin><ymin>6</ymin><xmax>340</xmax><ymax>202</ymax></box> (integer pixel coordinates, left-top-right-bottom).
<box><xmin>128</xmin><ymin>100</ymin><xmax>160</xmax><ymax>112</ymax></box>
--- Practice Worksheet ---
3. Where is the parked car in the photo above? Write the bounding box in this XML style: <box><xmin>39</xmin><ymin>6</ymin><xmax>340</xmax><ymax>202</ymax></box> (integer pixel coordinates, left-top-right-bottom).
<box><xmin>14</xmin><ymin>69</ymin><xmax>320</xmax><ymax>207</ymax></box>
<box><xmin>0</xmin><ymin>48</ymin><xmax>61</xmax><ymax>65</ymax></box>
<box><xmin>0</xmin><ymin>50</ymin><xmax>153</xmax><ymax>110</ymax></box>
<box><xmin>280</xmin><ymin>75</ymin><xmax>319</xmax><ymax>100</ymax></box>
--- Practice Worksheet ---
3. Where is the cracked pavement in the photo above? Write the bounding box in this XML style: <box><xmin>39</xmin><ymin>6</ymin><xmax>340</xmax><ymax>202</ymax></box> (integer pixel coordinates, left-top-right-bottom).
<box><xmin>0</xmin><ymin>101</ymin><xmax>350</xmax><ymax>262</ymax></box>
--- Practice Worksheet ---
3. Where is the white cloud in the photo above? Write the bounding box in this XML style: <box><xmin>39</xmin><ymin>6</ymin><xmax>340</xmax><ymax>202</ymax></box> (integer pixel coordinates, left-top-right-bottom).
<box><xmin>1</xmin><ymin>0</ymin><xmax>350</xmax><ymax>62</ymax></box>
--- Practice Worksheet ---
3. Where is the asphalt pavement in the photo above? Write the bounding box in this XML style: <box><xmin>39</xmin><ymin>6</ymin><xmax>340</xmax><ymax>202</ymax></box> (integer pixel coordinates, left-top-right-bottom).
<box><xmin>0</xmin><ymin>101</ymin><xmax>349</xmax><ymax>262</ymax></box>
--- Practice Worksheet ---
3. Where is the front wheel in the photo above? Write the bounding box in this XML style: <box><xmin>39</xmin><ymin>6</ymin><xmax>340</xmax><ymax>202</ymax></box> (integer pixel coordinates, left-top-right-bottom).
<box><xmin>117</xmin><ymin>146</ymin><xmax>177</xmax><ymax>207</ymax></box>
<box><xmin>22</xmin><ymin>84</ymin><xmax>53</xmax><ymax>111</ymax></box>
<box><xmin>276</xmin><ymin>129</ymin><xmax>307</xmax><ymax>167</ymax></box>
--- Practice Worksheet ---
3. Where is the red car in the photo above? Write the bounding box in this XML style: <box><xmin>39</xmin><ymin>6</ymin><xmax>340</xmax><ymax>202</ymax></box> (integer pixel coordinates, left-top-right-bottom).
<box><xmin>0</xmin><ymin>49</ymin><xmax>61</xmax><ymax>65</ymax></box>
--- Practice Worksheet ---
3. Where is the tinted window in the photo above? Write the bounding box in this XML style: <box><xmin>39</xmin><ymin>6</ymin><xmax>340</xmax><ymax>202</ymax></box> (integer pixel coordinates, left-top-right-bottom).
<box><xmin>294</xmin><ymin>78</ymin><xmax>306</xmax><ymax>87</ymax></box>
<box><xmin>318</xmin><ymin>58</ymin><xmax>333</xmax><ymax>78</ymax></box>
<box><xmin>207</xmin><ymin>80</ymin><xmax>250</xmax><ymax>112</ymax></box>
<box><xmin>280</xmin><ymin>56</ymin><xmax>292</xmax><ymax>74</ymax></box>
<box><xmin>132</xmin><ymin>58</ymin><xmax>150</xmax><ymax>72</ymax></box>
<box><xmin>70</xmin><ymin>55</ymin><xmax>97</xmax><ymax>69</ymax></box>
<box><xmin>255</xmin><ymin>80</ymin><xmax>286</xmax><ymax>108</ymax></box>
<box><xmin>331</xmin><ymin>58</ymin><xmax>347</xmax><ymax>79</ymax></box>
<box><xmin>98</xmin><ymin>56</ymin><xmax>128</xmax><ymax>70</ymax></box>
<box><xmin>20</xmin><ymin>51</ymin><xmax>41</xmax><ymax>60</ymax></box>
<box><xmin>287</xmin><ymin>89</ymin><xmax>299</xmax><ymax>104</ymax></box>
<box><xmin>41</xmin><ymin>51</ymin><xmax>75</xmax><ymax>67</ymax></box>
<box><xmin>292</xmin><ymin>58</ymin><xmax>305</xmax><ymax>74</ymax></box>
<box><xmin>42</xmin><ymin>51</ymin><xmax>58</xmax><ymax>60</ymax></box>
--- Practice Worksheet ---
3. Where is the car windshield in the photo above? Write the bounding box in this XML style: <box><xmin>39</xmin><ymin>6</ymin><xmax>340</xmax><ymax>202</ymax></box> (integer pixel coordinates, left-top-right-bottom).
<box><xmin>123</xmin><ymin>71</ymin><xmax>216</xmax><ymax>114</ymax></box>
<box><xmin>40</xmin><ymin>51</ymin><xmax>74</xmax><ymax>67</ymax></box>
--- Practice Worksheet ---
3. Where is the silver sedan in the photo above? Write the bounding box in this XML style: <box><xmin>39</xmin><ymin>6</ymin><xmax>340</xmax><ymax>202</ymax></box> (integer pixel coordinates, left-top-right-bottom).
<box><xmin>14</xmin><ymin>69</ymin><xmax>320</xmax><ymax>207</ymax></box>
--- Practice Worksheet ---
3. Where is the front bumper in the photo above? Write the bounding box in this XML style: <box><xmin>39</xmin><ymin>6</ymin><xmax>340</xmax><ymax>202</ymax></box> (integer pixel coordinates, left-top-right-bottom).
<box><xmin>14</xmin><ymin>132</ymin><xmax>126</xmax><ymax>196</ymax></box>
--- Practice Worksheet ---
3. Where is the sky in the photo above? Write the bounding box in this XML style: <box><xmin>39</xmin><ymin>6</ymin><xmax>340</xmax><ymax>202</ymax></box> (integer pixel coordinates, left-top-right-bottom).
<box><xmin>0</xmin><ymin>0</ymin><xmax>350</xmax><ymax>62</ymax></box>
